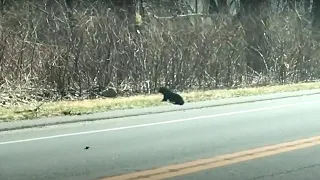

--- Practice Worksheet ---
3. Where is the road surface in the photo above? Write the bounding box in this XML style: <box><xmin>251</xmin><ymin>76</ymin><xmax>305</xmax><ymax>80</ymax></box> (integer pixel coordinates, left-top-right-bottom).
<box><xmin>0</xmin><ymin>94</ymin><xmax>320</xmax><ymax>180</ymax></box>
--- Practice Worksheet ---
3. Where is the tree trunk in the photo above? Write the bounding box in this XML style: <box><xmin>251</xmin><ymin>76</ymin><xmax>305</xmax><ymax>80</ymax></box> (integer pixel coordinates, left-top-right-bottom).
<box><xmin>217</xmin><ymin>0</ymin><xmax>228</xmax><ymax>13</ymax></box>
<box><xmin>313</xmin><ymin>0</ymin><xmax>320</xmax><ymax>31</ymax></box>
<box><xmin>209</xmin><ymin>0</ymin><xmax>219</xmax><ymax>13</ymax></box>
<box><xmin>238</xmin><ymin>0</ymin><xmax>270</xmax><ymax>74</ymax></box>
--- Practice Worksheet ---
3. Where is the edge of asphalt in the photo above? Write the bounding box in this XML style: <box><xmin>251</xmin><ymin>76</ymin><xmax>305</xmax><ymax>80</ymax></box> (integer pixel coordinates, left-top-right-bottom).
<box><xmin>1</xmin><ymin>89</ymin><xmax>320</xmax><ymax>132</ymax></box>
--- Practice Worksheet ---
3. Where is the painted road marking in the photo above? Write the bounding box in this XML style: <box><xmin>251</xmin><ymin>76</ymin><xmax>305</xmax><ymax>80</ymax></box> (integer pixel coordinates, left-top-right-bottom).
<box><xmin>0</xmin><ymin>100</ymin><xmax>320</xmax><ymax>145</ymax></box>
<box><xmin>99</xmin><ymin>135</ymin><xmax>320</xmax><ymax>180</ymax></box>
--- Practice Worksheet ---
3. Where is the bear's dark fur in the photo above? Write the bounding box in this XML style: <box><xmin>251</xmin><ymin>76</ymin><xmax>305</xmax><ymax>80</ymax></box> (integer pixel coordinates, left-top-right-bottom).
<box><xmin>158</xmin><ymin>87</ymin><xmax>184</xmax><ymax>105</ymax></box>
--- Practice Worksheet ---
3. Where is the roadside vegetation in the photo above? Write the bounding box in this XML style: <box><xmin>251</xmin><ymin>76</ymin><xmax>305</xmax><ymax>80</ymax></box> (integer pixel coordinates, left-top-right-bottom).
<box><xmin>1</xmin><ymin>82</ymin><xmax>320</xmax><ymax>122</ymax></box>
<box><xmin>0</xmin><ymin>1</ymin><xmax>320</xmax><ymax>122</ymax></box>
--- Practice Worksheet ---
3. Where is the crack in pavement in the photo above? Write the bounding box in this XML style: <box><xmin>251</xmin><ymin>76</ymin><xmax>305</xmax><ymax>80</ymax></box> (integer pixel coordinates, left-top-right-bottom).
<box><xmin>246</xmin><ymin>163</ymin><xmax>320</xmax><ymax>180</ymax></box>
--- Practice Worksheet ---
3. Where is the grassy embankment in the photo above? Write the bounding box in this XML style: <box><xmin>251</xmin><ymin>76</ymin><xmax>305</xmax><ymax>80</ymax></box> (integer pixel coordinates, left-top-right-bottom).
<box><xmin>1</xmin><ymin>82</ymin><xmax>320</xmax><ymax>122</ymax></box>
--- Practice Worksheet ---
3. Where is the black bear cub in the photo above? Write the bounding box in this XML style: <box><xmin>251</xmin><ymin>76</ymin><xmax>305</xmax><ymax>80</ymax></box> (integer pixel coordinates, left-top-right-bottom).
<box><xmin>158</xmin><ymin>87</ymin><xmax>184</xmax><ymax>105</ymax></box>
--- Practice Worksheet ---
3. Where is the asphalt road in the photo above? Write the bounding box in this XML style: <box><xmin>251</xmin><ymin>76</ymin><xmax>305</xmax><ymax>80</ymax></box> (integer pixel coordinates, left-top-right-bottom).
<box><xmin>0</xmin><ymin>94</ymin><xmax>320</xmax><ymax>180</ymax></box>
<box><xmin>171</xmin><ymin>146</ymin><xmax>320</xmax><ymax>180</ymax></box>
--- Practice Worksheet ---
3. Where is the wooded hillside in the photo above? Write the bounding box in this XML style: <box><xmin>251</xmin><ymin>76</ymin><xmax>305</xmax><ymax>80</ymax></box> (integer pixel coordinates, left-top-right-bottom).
<box><xmin>0</xmin><ymin>0</ymin><xmax>319</xmax><ymax>104</ymax></box>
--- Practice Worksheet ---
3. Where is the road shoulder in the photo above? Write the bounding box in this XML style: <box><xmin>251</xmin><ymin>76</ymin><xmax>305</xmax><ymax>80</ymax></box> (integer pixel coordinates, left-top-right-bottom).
<box><xmin>0</xmin><ymin>89</ymin><xmax>319</xmax><ymax>132</ymax></box>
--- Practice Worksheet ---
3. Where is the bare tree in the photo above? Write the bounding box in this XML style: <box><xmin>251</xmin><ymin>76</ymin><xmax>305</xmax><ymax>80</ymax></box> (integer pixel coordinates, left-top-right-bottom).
<box><xmin>217</xmin><ymin>0</ymin><xmax>228</xmax><ymax>13</ymax></box>
<box><xmin>237</xmin><ymin>0</ymin><xmax>270</xmax><ymax>74</ymax></box>
<box><xmin>313</xmin><ymin>0</ymin><xmax>320</xmax><ymax>32</ymax></box>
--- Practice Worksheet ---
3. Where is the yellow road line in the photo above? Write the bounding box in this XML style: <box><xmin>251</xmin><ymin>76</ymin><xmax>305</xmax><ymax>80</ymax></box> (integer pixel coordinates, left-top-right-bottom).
<box><xmin>99</xmin><ymin>135</ymin><xmax>320</xmax><ymax>180</ymax></box>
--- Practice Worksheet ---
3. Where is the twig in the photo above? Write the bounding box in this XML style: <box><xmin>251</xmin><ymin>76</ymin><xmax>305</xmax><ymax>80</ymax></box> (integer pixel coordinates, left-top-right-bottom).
<box><xmin>152</xmin><ymin>13</ymin><xmax>218</xmax><ymax>19</ymax></box>
<box><xmin>14</xmin><ymin>101</ymin><xmax>45</xmax><ymax>114</ymax></box>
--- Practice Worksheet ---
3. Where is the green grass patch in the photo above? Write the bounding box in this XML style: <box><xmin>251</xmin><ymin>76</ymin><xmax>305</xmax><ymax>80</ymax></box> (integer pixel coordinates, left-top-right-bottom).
<box><xmin>1</xmin><ymin>82</ymin><xmax>320</xmax><ymax>122</ymax></box>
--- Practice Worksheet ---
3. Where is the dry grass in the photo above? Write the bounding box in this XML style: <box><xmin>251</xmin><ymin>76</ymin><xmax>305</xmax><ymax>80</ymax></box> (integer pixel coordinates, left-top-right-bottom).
<box><xmin>1</xmin><ymin>82</ymin><xmax>320</xmax><ymax>122</ymax></box>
